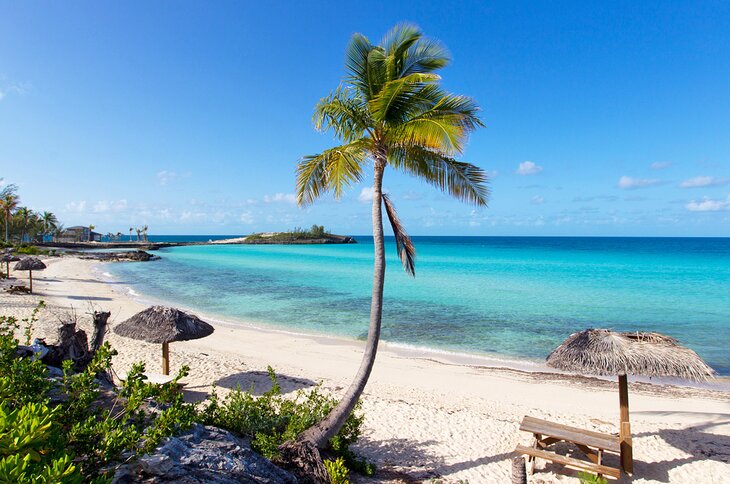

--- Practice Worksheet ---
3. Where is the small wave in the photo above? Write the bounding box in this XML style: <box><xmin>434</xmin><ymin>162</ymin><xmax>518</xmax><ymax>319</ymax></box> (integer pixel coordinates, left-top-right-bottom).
<box><xmin>126</xmin><ymin>287</ymin><xmax>140</xmax><ymax>297</ymax></box>
<box><xmin>102</xmin><ymin>272</ymin><xmax>113</xmax><ymax>278</ymax></box>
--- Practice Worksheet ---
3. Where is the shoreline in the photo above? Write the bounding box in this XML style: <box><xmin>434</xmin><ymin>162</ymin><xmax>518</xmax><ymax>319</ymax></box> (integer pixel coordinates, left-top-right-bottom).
<box><xmin>3</xmin><ymin>255</ymin><xmax>730</xmax><ymax>483</ymax></box>
<box><xmin>98</xmin><ymin>260</ymin><xmax>730</xmax><ymax>391</ymax></box>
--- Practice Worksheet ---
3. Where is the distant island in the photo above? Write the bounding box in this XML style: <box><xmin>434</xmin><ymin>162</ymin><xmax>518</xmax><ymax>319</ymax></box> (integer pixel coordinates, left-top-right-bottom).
<box><xmin>217</xmin><ymin>225</ymin><xmax>356</xmax><ymax>245</ymax></box>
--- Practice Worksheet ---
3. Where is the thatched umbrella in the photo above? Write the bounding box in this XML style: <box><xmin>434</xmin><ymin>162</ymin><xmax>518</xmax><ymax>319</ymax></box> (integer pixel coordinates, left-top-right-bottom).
<box><xmin>1</xmin><ymin>253</ymin><xmax>20</xmax><ymax>279</ymax></box>
<box><xmin>547</xmin><ymin>329</ymin><xmax>715</xmax><ymax>474</ymax></box>
<box><xmin>114</xmin><ymin>306</ymin><xmax>214</xmax><ymax>375</ymax></box>
<box><xmin>13</xmin><ymin>257</ymin><xmax>47</xmax><ymax>293</ymax></box>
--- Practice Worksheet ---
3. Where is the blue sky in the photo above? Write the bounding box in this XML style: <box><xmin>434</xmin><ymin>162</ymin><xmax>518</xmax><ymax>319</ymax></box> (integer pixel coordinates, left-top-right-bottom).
<box><xmin>1</xmin><ymin>1</ymin><xmax>729</xmax><ymax>236</ymax></box>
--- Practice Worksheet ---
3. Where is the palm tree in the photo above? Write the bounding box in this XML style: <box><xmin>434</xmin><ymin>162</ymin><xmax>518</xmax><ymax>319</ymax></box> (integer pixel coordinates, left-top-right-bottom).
<box><xmin>41</xmin><ymin>211</ymin><xmax>58</xmax><ymax>242</ymax></box>
<box><xmin>16</xmin><ymin>207</ymin><xmax>33</xmax><ymax>243</ymax></box>
<box><xmin>129</xmin><ymin>227</ymin><xmax>133</xmax><ymax>242</ymax></box>
<box><xmin>88</xmin><ymin>224</ymin><xmax>95</xmax><ymax>242</ymax></box>
<box><xmin>135</xmin><ymin>228</ymin><xmax>141</xmax><ymax>242</ymax></box>
<box><xmin>0</xmin><ymin>184</ymin><xmax>19</xmax><ymax>243</ymax></box>
<box><xmin>294</xmin><ymin>24</ymin><xmax>488</xmax><ymax>449</ymax></box>
<box><xmin>142</xmin><ymin>225</ymin><xmax>149</xmax><ymax>242</ymax></box>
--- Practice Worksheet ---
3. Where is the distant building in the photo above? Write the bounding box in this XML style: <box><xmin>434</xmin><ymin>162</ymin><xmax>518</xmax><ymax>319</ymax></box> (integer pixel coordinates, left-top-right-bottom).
<box><xmin>58</xmin><ymin>226</ymin><xmax>103</xmax><ymax>242</ymax></box>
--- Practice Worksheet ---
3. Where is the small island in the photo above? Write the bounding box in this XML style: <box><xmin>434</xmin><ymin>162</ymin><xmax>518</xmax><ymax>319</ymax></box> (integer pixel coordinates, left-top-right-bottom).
<box><xmin>217</xmin><ymin>225</ymin><xmax>356</xmax><ymax>245</ymax></box>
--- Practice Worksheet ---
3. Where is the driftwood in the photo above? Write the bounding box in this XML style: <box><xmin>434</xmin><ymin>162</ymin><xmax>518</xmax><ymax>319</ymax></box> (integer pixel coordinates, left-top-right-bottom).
<box><xmin>42</xmin><ymin>311</ymin><xmax>111</xmax><ymax>370</ymax></box>
<box><xmin>274</xmin><ymin>440</ymin><xmax>330</xmax><ymax>484</ymax></box>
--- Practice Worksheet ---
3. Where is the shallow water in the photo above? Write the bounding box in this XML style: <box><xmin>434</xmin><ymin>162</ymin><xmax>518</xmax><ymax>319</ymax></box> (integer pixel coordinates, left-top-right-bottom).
<box><xmin>108</xmin><ymin>236</ymin><xmax>730</xmax><ymax>375</ymax></box>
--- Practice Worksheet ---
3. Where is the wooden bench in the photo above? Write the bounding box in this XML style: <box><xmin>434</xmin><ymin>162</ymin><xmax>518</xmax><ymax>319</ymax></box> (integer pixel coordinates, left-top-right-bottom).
<box><xmin>515</xmin><ymin>445</ymin><xmax>621</xmax><ymax>479</ymax></box>
<box><xmin>5</xmin><ymin>284</ymin><xmax>31</xmax><ymax>294</ymax></box>
<box><xmin>515</xmin><ymin>416</ymin><xmax>621</xmax><ymax>480</ymax></box>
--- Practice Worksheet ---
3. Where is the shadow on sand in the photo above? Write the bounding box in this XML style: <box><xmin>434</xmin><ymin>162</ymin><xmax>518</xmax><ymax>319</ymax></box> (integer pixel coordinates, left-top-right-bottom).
<box><xmin>214</xmin><ymin>371</ymin><xmax>317</xmax><ymax>396</ymax></box>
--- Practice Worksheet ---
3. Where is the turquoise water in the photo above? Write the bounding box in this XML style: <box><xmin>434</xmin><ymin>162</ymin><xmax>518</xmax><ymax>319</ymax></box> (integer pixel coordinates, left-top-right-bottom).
<box><xmin>107</xmin><ymin>237</ymin><xmax>730</xmax><ymax>375</ymax></box>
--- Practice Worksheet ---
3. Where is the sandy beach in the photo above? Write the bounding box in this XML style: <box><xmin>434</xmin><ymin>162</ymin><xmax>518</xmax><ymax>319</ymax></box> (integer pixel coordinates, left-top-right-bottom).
<box><xmin>2</xmin><ymin>256</ymin><xmax>729</xmax><ymax>483</ymax></box>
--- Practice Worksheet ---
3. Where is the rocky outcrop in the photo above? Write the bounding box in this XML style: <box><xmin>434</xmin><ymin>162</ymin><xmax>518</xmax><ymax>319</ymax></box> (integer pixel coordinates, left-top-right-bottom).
<box><xmin>78</xmin><ymin>250</ymin><xmax>160</xmax><ymax>262</ymax></box>
<box><xmin>113</xmin><ymin>424</ymin><xmax>298</xmax><ymax>483</ymax></box>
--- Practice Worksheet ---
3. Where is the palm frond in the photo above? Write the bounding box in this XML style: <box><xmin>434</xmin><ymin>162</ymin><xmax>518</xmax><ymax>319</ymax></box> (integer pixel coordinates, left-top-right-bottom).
<box><xmin>401</xmin><ymin>39</ymin><xmax>450</xmax><ymax>76</ymax></box>
<box><xmin>381</xmin><ymin>193</ymin><xmax>416</xmax><ymax>277</ymax></box>
<box><xmin>296</xmin><ymin>140</ymin><xmax>370</xmax><ymax>206</ymax></box>
<box><xmin>368</xmin><ymin>73</ymin><xmax>440</xmax><ymax>123</ymax></box>
<box><xmin>345</xmin><ymin>33</ymin><xmax>376</xmax><ymax>100</ymax></box>
<box><xmin>389</xmin><ymin>146</ymin><xmax>490</xmax><ymax>206</ymax></box>
<box><xmin>314</xmin><ymin>87</ymin><xmax>371</xmax><ymax>142</ymax></box>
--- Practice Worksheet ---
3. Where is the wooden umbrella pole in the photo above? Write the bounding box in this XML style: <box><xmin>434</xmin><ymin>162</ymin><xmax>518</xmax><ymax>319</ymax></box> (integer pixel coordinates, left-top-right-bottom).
<box><xmin>29</xmin><ymin>270</ymin><xmax>33</xmax><ymax>293</ymax></box>
<box><xmin>618</xmin><ymin>374</ymin><xmax>633</xmax><ymax>474</ymax></box>
<box><xmin>162</xmin><ymin>342</ymin><xmax>170</xmax><ymax>375</ymax></box>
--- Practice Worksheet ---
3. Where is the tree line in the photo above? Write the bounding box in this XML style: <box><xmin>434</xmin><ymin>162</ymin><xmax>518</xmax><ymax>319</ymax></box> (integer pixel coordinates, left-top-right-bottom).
<box><xmin>0</xmin><ymin>183</ymin><xmax>61</xmax><ymax>245</ymax></box>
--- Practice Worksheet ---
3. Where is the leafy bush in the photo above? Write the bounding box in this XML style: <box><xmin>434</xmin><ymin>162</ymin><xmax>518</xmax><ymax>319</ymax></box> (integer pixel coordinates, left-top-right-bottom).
<box><xmin>15</xmin><ymin>245</ymin><xmax>43</xmax><ymax>255</ymax></box>
<box><xmin>201</xmin><ymin>366</ymin><xmax>374</xmax><ymax>476</ymax></box>
<box><xmin>324</xmin><ymin>457</ymin><xmax>349</xmax><ymax>484</ymax></box>
<box><xmin>578</xmin><ymin>471</ymin><xmax>608</xmax><ymax>484</ymax></box>
<box><xmin>0</xmin><ymin>305</ymin><xmax>197</xmax><ymax>482</ymax></box>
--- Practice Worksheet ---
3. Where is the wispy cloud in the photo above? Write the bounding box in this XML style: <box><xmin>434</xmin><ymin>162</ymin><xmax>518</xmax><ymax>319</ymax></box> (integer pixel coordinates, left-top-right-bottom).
<box><xmin>263</xmin><ymin>193</ymin><xmax>296</xmax><ymax>204</ymax></box>
<box><xmin>0</xmin><ymin>78</ymin><xmax>29</xmax><ymax>102</ymax></box>
<box><xmin>65</xmin><ymin>201</ymin><xmax>87</xmax><ymax>213</ymax></box>
<box><xmin>685</xmin><ymin>196</ymin><xmax>730</xmax><ymax>212</ymax></box>
<box><xmin>650</xmin><ymin>161</ymin><xmax>672</xmax><ymax>170</ymax></box>
<box><xmin>617</xmin><ymin>176</ymin><xmax>661</xmax><ymax>189</ymax></box>
<box><xmin>531</xmin><ymin>195</ymin><xmax>545</xmax><ymax>205</ymax></box>
<box><xmin>358</xmin><ymin>187</ymin><xmax>375</xmax><ymax>202</ymax></box>
<box><xmin>516</xmin><ymin>161</ymin><xmax>543</xmax><ymax>175</ymax></box>
<box><xmin>156</xmin><ymin>170</ymin><xmax>189</xmax><ymax>186</ymax></box>
<box><xmin>93</xmin><ymin>199</ymin><xmax>128</xmax><ymax>213</ymax></box>
<box><xmin>678</xmin><ymin>176</ymin><xmax>729</xmax><ymax>188</ymax></box>
<box><xmin>573</xmin><ymin>195</ymin><xmax>619</xmax><ymax>202</ymax></box>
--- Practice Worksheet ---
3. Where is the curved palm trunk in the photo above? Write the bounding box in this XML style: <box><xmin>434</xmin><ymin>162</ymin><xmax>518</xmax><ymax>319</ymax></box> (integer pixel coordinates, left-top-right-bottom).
<box><xmin>298</xmin><ymin>155</ymin><xmax>387</xmax><ymax>448</ymax></box>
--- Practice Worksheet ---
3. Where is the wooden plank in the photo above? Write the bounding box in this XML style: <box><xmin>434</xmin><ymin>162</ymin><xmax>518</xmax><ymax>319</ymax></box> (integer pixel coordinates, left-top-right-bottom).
<box><xmin>520</xmin><ymin>416</ymin><xmax>620</xmax><ymax>453</ymax></box>
<box><xmin>515</xmin><ymin>445</ymin><xmax>621</xmax><ymax>480</ymax></box>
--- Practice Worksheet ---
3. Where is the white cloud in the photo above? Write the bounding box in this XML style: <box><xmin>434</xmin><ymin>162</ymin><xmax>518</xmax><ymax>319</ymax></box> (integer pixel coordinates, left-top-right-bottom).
<box><xmin>240</xmin><ymin>211</ymin><xmax>255</xmax><ymax>224</ymax></box>
<box><xmin>0</xmin><ymin>81</ymin><xmax>28</xmax><ymax>102</ymax></box>
<box><xmin>679</xmin><ymin>176</ymin><xmax>728</xmax><ymax>188</ymax></box>
<box><xmin>65</xmin><ymin>201</ymin><xmax>86</xmax><ymax>213</ymax></box>
<box><xmin>650</xmin><ymin>161</ymin><xmax>672</xmax><ymax>170</ymax></box>
<box><xmin>263</xmin><ymin>193</ymin><xmax>296</xmax><ymax>204</ymax></box>
<box><xmin>358</xmin><ymin>187</ymin><xmax>375</xmax><ymax>202</ymax></box>
<box><xmin>617</xmin><ymin>176</ymin><xmax>661</xmax><ymax>189</ymax></box>
<box><xmin>531</xmin><ymin>195</ymin><xmax>545</xmax><ymax>205</ymax></box>
<box><xmin>685</xmin><ymin>196</ymin><xmax>730</xmax><ymax>212</ymax></box>
<box><xmin>156</xmin><ymin>170</ymin><xmax>189</xmax><ymax>186</ymax></box>
<box><xmin>93</xmin><ymin>199</ymin><xmax>127</xmax><ymax>213</ymax></box>
<box><xmin>516</xmin><ymin>161</ymin><xmax>543</xmax><ymax>175</ymax></box>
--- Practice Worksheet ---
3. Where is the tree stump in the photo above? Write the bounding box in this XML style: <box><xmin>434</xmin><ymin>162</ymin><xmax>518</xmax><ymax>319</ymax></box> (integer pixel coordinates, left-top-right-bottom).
<box><xmin>275</xmin><ymin>440</ymin><xmax>330</xmax><ymax>484</ymax></box>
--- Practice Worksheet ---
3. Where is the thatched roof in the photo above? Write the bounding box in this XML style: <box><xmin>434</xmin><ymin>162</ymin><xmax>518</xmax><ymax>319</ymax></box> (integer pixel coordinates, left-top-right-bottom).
<box><xmin>1</xmin><ymin>254</ymin><xmax>20</xmax><ymax>263</ymax></box>
<box><xmin>546</xmin><ymin>328</ymin><xmax>715</xmax><ymax>381</ymax></box>
<box><xmin>14</xmin><ymin>257</ymin><xmax>47</xmax><ymax>271</ymax></box>
<box><xmin>114</xmin><ymin>306</ymin><xmax>214</xmax><ymax>344</ymax></box>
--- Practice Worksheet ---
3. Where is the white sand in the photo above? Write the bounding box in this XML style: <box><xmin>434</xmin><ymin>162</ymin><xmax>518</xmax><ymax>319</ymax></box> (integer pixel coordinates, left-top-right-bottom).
<box><xmin>2</xmin><ymin>256</ymin><xmax>729</xmax><ymax>483</ymax></box>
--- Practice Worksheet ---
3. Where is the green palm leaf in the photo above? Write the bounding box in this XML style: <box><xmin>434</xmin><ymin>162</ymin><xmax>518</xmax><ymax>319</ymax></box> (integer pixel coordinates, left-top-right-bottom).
<box><xmin>296</xmin><ymin>140</ymin><xmax>370</xmax><ymax>205</ymax></box>
<box><xmin>389</xmin><ymin>146</ymin><xmax>490</xmax><ymax>206</ymax></box>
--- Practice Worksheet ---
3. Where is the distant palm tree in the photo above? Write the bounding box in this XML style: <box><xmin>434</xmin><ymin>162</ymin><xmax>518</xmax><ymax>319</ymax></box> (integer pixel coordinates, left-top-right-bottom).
<box><xmin>53</xmin><ymin>224</ymin><xmax>64</xmax><ymax>243</ymax></box>
<box><xmin>142</xmin><ymin>225</ymin><xmax>149</xmax><ymax>242</ymax></box>
<box><xmin>16</xmin><ymin>207</ymin><xmax>33</xmax><ymax>243</ymax></box>
<box><xmin>41</xmin><ymin>211</ymin><xmax>58</xmax><ymax>242</ymax></box>
<box><xmin>135</xmin><ymin>228</ymin><xmax>141</xmax><ymax>242</ymax></box>
<box><xmin>0</xmin><ymin>184</ymin><xmax>19</xmax><ymax>243</ymax></box>
<box><xmin>88</xmin><ymin>224</ymin><xmax>96</xmax><ymax>242</ymax></box>
<box><xmin>294</xmin><ymin>24</ymin><xmax>488</xmax><ymax>449</ymax></box>
<box><xmin>129</xmin><ymin>227</ymin><xmax>133</xmax><ymax>242</ymax></box>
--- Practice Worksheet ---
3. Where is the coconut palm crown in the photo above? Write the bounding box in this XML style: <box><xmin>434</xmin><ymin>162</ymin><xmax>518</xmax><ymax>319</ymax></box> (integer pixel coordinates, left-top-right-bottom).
<box><xmin>294</xmin><ymin>24</ymin><xmax>489</xmax><ymax>449</ymax></box>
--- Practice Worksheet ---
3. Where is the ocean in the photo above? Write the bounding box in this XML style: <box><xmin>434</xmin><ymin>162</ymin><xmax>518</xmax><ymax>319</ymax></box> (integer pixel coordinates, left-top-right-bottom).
<box><xmin>106</xmin><ymin>236</ymin><xmax>730</xmax><ymax>375</ymax></box>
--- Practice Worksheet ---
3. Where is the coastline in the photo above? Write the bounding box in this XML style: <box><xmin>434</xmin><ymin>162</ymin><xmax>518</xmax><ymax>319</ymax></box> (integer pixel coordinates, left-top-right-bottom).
<box><xmin>2</xmin><ymin>255</ymin><xmax>729</xmax><ymax>482</ymax></box>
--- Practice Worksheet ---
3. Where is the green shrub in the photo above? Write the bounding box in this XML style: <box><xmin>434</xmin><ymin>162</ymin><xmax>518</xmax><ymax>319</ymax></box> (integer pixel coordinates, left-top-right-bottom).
<box><xmin>15</xmin><ymin>246</ymin><xmax>42</xmax><ymax>255</ymax></box>
<box><xmin>0</xmin><ymin>304</ymin><xmax>197</xmax><ymax>482</ymax></box>
<box><xmin>201</xmin><ymin>366</ymin><xmax>374</xmax><ymax>476</ymax></box>
<box><xmin>324</xmin><ymin>457</ymin><xmax>349</xmax><ymax>484</ymax></box>
<box><xmin>578</xmin><ymin>472</ymin><xmax>608</xmax><ymax>484</ymax></box>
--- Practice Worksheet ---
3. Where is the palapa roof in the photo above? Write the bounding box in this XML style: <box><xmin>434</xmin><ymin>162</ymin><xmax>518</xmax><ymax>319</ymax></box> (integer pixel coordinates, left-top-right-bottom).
<box><xmin>546</xmin><ymin>328</ymin><xmax>715</xmax><ymax>381</ymax></box>
<box><xmin>1</xmin><ymin>253</ymin><xmax>20</xmax><ymax>263</ymax></box>
<box><xmin>14</xmin><ymin>257</ymin><xmax>47</xmax><ymax>271</ymax></box>
<box><xmin>114</xmin><ymin>306</ymin><xmax>214</xmax><ymax>344</ymax></box>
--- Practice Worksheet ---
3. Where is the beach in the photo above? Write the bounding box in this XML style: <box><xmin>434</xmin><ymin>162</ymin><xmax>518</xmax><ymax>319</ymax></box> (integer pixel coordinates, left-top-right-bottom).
<box><xmin>2</xmin><ymin>255</ymin><xmax>729</xmax><ymax>483</ymax></box>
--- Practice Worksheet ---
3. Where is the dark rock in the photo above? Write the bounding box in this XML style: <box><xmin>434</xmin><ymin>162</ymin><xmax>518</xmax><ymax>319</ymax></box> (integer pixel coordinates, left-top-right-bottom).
<box><xmin>113</xmin><ymin>424</ymin><xmax>298</xmax><ymax>483</ymax></box>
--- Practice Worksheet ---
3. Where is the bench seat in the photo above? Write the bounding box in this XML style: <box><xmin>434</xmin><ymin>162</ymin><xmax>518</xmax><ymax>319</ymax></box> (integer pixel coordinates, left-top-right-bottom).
<box><xmin>515</xmin><ymin>444</ymin><xmax>621</xmax><ymax>480</ymax></box>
